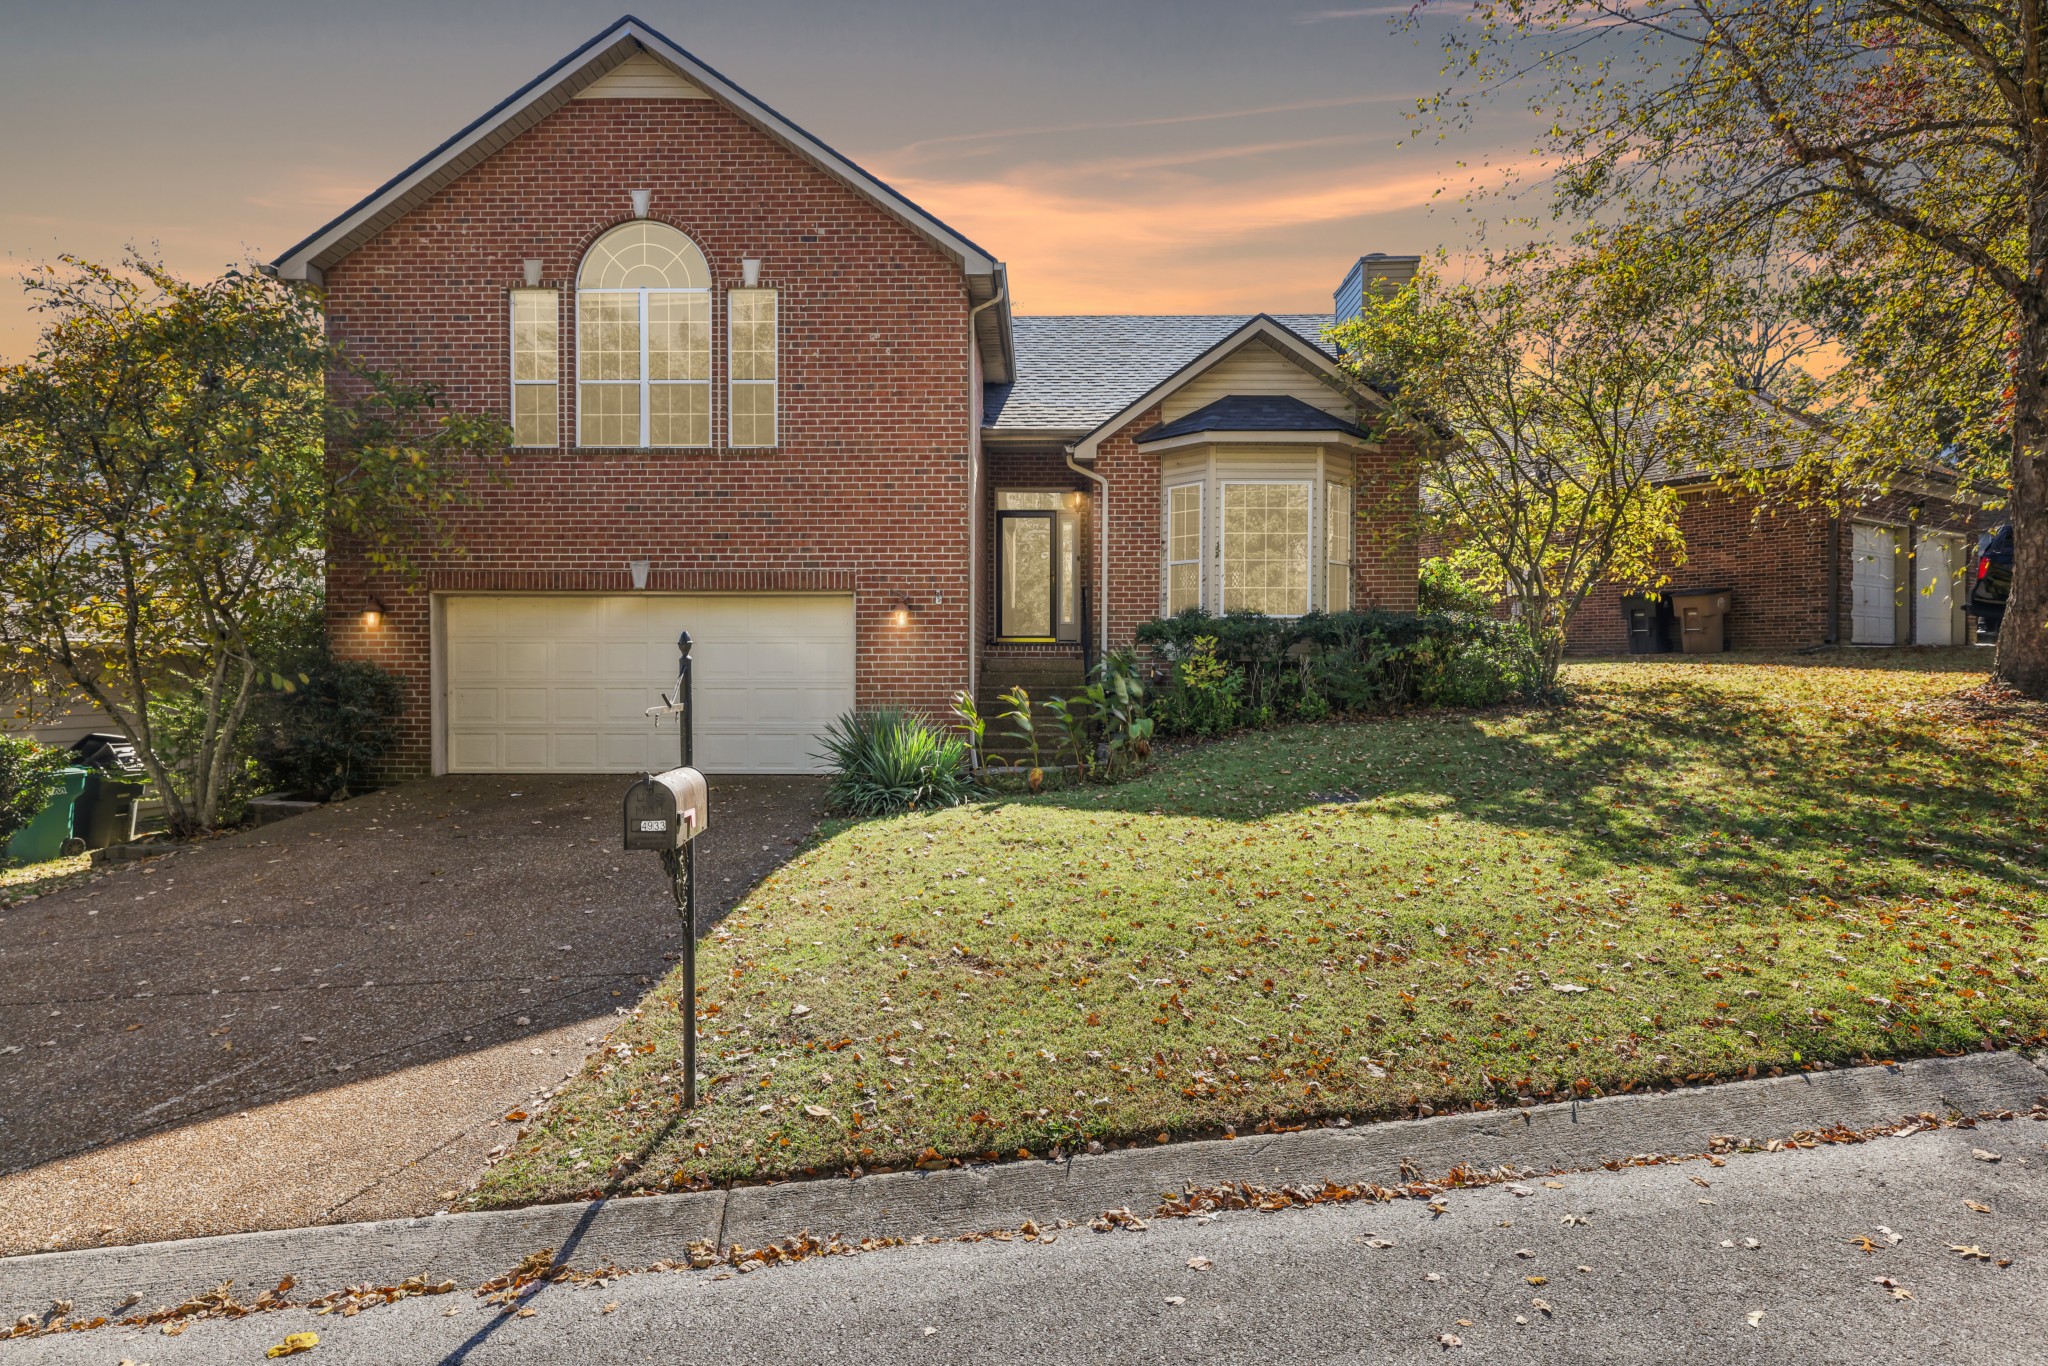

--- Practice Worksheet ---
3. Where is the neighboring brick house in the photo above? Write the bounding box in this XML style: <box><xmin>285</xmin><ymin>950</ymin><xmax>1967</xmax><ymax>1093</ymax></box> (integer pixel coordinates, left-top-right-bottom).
<box><xmin>1563</xmin><ymin>407</ymin><xmax>1989</xmax><ymax>655</ymax></box>
<box><xmin>264</xmin><ymin>17</ymin><xmax>1418</xmax><ymax>776</ymax></box>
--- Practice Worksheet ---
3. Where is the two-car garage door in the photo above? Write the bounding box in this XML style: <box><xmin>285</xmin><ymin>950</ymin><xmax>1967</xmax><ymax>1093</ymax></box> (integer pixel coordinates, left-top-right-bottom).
<box><xmin>443</xmin><ymin>595</ymin><xmax>854</xmax><ymax>774</ymax></box>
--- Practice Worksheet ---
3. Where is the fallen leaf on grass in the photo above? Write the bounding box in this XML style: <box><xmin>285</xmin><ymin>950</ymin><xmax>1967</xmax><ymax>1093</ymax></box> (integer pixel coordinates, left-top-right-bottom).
<box><xmin>1872</xmin><ymin>1277</ymin><xmax>1912</xmax><ymax>1300</ymax></box>
<box><xmin>1877</xmin><ymin>1227</ymin><xmax>1903</xmax><ymax>1246</ymax></box>
<box><xmin>265</xmin><ymin>1332</ymin><xmax>319</xmax><ymax>1358</ymax></box>
<box><xmin>503</xmin><ymin>1112</ymin><xmax>527</xmax><ymax>1123</ymax></box>
<box><xmin>1165</xmin><ymin>1296</ymin><xmax>1185</xmax><ymax>1305</ymax></box>
<box><xmin>1746</xmin><ymin>1310</ymin><xmax>1765</xmax><ymax>1327</ymax></box>
<box><xmin>803</xmin><ymin>1105</ymin><xmax>834</xmax><ymax>1120</ymax></box>
<box><xmin>1551</xmin><ymin>982</ymin><xmax>1588</xmax><ymax>993</ymax></box>
<box><xmin>1972</xmin><ymin>1149</ymin><xmax>2001</xmax><ymax>1163</ymax></box>
<box><xmin>1531</xmin><ymin>1298</ymin><xmax>1553</xmax><ymax>1314</ymax></box>
<box><xmin>1965</xmin><ymin>1201</ymin><xmax>1992</xmax><ymax>1214</ymax></box>
<box><xmin>515</xmin><ymin>1307</ymin><xmax>537</xmax><ymax>1318</ymax></box>
<box><xmin>1849</xmin><ymin>1236</ymin><xmax>1879</xmax><ymax>1254</ymax></box>
<box><xmin>1527</xmin><ymin>1275</ymin><xmax>1548</xmax><ymax>1286</ymax></box>
<box><xmin>1187</xmin><ymin>1256</ymin><xmax>1213</xmax><ymax>1270</ymax></box>
<box><xmin>602</xmin><ymin>1302</ymin><xmax>618</xmax><ymax>1314</ymax></box>
<box><xmin>1950</xmin><ymin>1244</ymin><xmax>1993</xmax><ymax>1261</ymax></box>
<box><xmin>1542</xmin><ymin>1181</ymin><xmax>1565</xmax><ymax>1190</ymax></box>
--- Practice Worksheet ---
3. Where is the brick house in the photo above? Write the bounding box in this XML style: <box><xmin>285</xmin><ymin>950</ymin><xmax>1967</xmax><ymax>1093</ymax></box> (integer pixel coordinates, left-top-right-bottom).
<box><xmin>1563</xmin><ymin>406</ymin><xmax>1988</xmax><ymax>655</ymax></box>
<box><xmin>267</xmin><ymin>17</ymin><xmax>1418</xmax><ymax>776</ymax></box>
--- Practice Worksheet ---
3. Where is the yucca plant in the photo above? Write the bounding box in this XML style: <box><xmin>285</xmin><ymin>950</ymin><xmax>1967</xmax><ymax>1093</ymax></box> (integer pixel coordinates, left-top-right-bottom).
<box><xmin>813</xmin><ymin>708</ymin><xmax>977</xmax><ymax>817</ymax></box>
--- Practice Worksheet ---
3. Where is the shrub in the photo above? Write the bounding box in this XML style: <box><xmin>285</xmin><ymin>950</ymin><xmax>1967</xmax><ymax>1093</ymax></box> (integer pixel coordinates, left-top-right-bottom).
<box><xmin>0</xmin><ymin>737</ymin><xmax>70</xmax><ymax>852</ymax></box>
<box><xmin>1418</xmin><ymin>556</ymin><xmax>1499</xmax><ymax>615</ymax></box>
<box><xmin>816</xmin><ymin>708</ymin><xmax>976</xmax><ymax>816</ymax></box>
<box><xmin>148</xmin><ymin>685</ymin><xmax>268</xmax><ymax>826</ymax></box>
<box><xmin>250</xmin><ymin>658</ymin><xmax>405</xmax><ymax>801</ymax></box>
<box><xmin>1137</xmin><ymin>609</ymin><xmax>1536</xmax><ymax>734</ymax></box>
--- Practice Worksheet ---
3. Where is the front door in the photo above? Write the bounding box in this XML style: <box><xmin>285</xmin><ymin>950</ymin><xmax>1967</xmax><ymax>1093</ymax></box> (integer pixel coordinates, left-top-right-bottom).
<box><xmin>997</xmin><ymin>510</ymin><xmax>1057</xmax><ymax>640</ymax></box>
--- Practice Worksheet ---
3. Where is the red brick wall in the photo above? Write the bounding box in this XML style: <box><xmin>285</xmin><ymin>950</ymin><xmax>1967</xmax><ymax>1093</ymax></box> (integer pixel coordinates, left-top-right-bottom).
<box><xmin>1563</xmin><ymin>482</ymin><xmax>1984</xmax><ymax>655</ymax></box>
<box><xmin>319</xmin><ymin>95</ymin><xmax>976</xmax><ymax>772</ymax></box>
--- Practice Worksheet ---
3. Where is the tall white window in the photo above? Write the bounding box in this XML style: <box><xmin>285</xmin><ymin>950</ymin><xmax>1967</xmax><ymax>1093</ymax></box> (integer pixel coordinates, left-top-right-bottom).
<box><xmin>576</xmin><ymin>221</ymin><xmax>710</xmax><ymax>448</ymax></box>
<box><xmin>1221</xmin><ymin>482</ymin><xmax>1311</xmax><ymax>616</ymax></box>
<box><xmin>728</xmin><ymin>289</ymin><xmax>778</xmax><ymax>447</ymax></box>
<box><xmin>1165</xmin><ymin>483</ymin><xmax>1203</xmax><ymax>614</ymax></box>
<box><xmin>1324</xmin><ymin>480</ymin><xmax>1354</xmax><ymax>612</ymax></box>
<box><xmin>509</xmin><ymin>289</ymin><xmax>558</xmax><ymax>448</ymax></box>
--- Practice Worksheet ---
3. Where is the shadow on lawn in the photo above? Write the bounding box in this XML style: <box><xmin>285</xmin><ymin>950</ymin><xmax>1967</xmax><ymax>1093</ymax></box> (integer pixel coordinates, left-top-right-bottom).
<box><xmin>1046</xmin><ymin>659</ymin><xmax>2046</xmax><ymax>901</ymax></box>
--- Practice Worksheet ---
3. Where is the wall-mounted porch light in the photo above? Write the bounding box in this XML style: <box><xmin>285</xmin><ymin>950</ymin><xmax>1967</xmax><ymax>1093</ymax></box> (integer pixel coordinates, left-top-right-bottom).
<box><xmin>741</xmin><ymin>257</ymin><xmax>763</xmax><ymax>287</ymax></box>
<box><xmin>628</xmin><ymin>559</ymin><xmax>651</xmax><ymax>591</ymax></box>
<box><xmin>362</xmin><ymin>596</ymin><xmax>387</xmax><ymax>629</ymax></box>
<box><xmin>630</xmin><ymin>189</ymin><xmax>652</xmax><ymax>218</ymax></box>
<box><xmin>891</xmin><ymin>595</ymin><xmax>916</xmax><ymax>628</ymax></box>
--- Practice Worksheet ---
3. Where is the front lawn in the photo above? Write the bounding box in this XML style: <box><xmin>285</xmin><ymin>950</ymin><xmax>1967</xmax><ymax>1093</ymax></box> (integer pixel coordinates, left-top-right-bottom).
<box><xmin>472</xmin><ymin>650</ymin><xmax>2048</xmax><ymax>1209</ymax></box>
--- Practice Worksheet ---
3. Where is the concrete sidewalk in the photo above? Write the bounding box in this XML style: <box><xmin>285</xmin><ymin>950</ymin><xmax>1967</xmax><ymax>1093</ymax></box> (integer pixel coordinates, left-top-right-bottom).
<box><xmin>4</xmin><ymin>1050</ymin><xmax>2042</xmax><ymax>1326</ymax></box>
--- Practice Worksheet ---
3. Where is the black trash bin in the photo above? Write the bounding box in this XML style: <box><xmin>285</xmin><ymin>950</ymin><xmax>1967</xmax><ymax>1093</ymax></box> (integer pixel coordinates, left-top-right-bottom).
<box><xmin>68</xmin><ymin>733</ymin><xmax>150</xmax><ymax>850</ymax></box>
<box><xmin>1620</xmin><ymin>595</ymin><xmax>1674</xmax><ymax>654</ymax></box>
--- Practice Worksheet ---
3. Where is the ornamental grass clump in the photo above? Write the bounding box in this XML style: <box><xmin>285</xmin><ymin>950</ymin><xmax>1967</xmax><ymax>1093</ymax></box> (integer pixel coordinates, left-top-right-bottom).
<box><xmin>815</xmin><ymin>708</ymin><xmax>977</xmax><ymax>816</ymax></box>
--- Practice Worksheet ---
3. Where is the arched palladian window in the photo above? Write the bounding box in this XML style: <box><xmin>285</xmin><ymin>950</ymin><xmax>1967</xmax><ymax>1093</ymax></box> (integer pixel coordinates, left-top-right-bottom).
<box><xmin>577</xmin><ymin>222</ymin><xmax>711</xmax><ymax>448</ymax></box>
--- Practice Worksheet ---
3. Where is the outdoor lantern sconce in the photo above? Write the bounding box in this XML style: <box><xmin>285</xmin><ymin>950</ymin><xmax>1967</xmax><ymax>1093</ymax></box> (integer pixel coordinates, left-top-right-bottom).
<box><xmin>891</xmin><ymin>595</ymin><xmax>915</xmax><ymax>628</ymax></box>
<box><xmin>362</xmin><ymin>596</ymin><xmax>387</xmax><ymax>629</ymax></box>
<box><xmin>630</xmin><ymin>189</ymin><xmax>652</xmax><ymax>218</ymax></box>
<box><xmin>629</xmin><ymin>559</ymin><xmax>651</xmax><ymax>590</ymax></box>
<box><xmin>741</xmin><ymin>256</ymin><xmax>762</xmax><ymax>287</ymax></box>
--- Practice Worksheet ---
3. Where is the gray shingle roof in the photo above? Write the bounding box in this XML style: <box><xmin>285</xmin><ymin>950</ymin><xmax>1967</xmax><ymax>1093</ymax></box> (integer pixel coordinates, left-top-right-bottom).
<box><xmin>983</xmin><ymin>314</ymin><xmax>1337</xmax><ymax>435</ymax></box>
<box><xmin>1135</xmin><ymin>394</ymin><xmax>1366</xmax><ymax>444</ymax></box>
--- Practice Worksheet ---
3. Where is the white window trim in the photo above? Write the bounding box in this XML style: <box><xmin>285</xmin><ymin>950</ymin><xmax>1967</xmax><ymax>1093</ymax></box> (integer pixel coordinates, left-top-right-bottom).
<box><xmin>1164</xmin><ymin>481</ymin><xmax>1204</xmax><ymax>614</ymax></box>
<box><xmin>1219</xmin><ymin>479</ymin><xmax>1315</xmax><ymax>618</ymax></box>
<box><xmin>576</xmin><ymin>285</ymin><xmax>712</xmax><ymax>449</ymax></box>
<box><xmin>727</xmin><ymin>288</ymin><xmax>778</xmax><ymax>449</ymax></box>
<box><xmin>509</xmin><ymin>288</ymin><xmax>558</xmax><ymax>449</ymax></box>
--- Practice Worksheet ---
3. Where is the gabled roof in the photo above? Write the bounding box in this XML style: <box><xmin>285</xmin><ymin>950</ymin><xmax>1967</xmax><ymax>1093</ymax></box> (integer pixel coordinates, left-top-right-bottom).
<box><xmin>1063</xmin><ymin>314</ymin><xmax>1381</xmax><ymax>461</ymax></box>
<box><xmin>983</xmin><ymin>314</ymin><xmax>1339</xmax><ymax>437</ymax></box>
<box><xmin>267</xmin><ymin>15</ymin><xmax>1013</xmax><ymax>380</ymax></box>
<box><xmin>1134</xmin><ymin>394</ymin><xmax>1369</xmax><ymax>445</ymax></box>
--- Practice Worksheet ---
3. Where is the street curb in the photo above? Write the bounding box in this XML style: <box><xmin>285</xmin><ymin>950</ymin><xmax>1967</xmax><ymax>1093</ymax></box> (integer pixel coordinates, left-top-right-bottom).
<box><xmin>6</xmin><ymin>1051</ymin><xmax>2044</xmax><ymax>1320</ymax></box>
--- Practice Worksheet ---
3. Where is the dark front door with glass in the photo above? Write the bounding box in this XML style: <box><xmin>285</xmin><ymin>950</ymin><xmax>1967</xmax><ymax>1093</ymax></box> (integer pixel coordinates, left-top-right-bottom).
<box><xmin>995</xmin><ymin>492</ymin><xmax>1080</xmax><ymax>642</ymax></box>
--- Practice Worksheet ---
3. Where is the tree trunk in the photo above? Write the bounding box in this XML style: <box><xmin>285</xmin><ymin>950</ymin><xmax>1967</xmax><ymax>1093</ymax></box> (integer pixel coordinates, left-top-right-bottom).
<box><xmin>1996</xmin><ymin>307</ymin><xmax>2048</xmax><ymax>699</ymax></box>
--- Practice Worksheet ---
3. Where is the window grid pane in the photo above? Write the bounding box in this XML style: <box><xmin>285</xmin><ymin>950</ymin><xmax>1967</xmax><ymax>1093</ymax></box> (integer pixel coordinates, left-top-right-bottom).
<box><xmin>578</xmin><ymin>382</ymin><xmax>639</xmax><ymax>448</ymax></box>
<box><xmin>1166</xmin><ymin>483</ymin><xmax>1203</xmax><ymax>614</ymax></box>
<box><xmin>1325</xmin><ymin>481</ymin><xmax>1353</xmax><ymax>612</ymax></box>
<box><xmin>647</xmin><ymin>291</ymin><xmax>709</xmax><ymax>381</ymax></box>
<box><xmin>577</xmin><ymin>293</ymin><xmax>641</xmax><ymax>383</ymax></box>
<box><xmin>510</xmin><ymin>289</ymin><xmax>559</xmax><ymax>448</ymax></box>
<box><xmin>729</xmin><ymin>290</ymin><xmax>778</xmax><ymax>447</ymax></box>
<box><xmin>649</xmin><ymin>382</ymin><xmax>711</xmax><ymax>448</ymax></box>
<box><xmin>577</xmin><ymin>221</ymin><xmax>709</xmax><ymax>289</ymax></box>
<box><xmin>1222</xmin><ymin>483</ymin><xmax>1310</xmax><ymax>616</ymax></box>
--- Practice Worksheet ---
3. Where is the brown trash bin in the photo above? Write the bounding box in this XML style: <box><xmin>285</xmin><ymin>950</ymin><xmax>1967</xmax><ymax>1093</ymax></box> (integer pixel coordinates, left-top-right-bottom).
<box><xmin>1669</xmin><ymin>589</ymin><xmax>1732</xmax><ymax>654</ymax></box>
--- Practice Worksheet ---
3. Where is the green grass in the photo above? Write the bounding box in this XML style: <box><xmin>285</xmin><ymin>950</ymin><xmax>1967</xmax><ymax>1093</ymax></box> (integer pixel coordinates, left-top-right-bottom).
<box><xmin>472</xmin><ymin>650</ymin><xmax>2048</xmax><ymax>1209</ymax></box>
<box><xmin>1</xmin><ymin>852</ymin><xmax>92</xmax><ymax>905</ymax></box>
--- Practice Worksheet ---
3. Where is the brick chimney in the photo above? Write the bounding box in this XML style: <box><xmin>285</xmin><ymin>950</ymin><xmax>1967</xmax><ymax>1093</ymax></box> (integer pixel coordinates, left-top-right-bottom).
<box><xmin>1334</xmin><ymin>253</ymin><xmax>1422</xmax><ymax>325</ymax></box>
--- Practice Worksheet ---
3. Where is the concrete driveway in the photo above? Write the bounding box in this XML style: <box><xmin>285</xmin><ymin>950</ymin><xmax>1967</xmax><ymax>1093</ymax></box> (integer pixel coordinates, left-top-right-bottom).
<box><xmin>0</xmin><ymin>774</ymin><xmax>823</xmax><ymax>1257</ymax></box>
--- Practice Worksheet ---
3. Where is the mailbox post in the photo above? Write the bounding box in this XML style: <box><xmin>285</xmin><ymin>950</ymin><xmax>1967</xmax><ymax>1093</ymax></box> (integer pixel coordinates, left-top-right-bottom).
<box><xmin>625</xmin><ymin>632</ymin><xmax>706</xmax><ymax>1107</ymax></box>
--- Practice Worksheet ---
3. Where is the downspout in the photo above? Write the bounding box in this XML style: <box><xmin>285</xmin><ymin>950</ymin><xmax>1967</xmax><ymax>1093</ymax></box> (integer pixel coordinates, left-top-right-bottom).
<box><xmin>967</xmin><ymin>280</ymin><xmax>1006</xmax><ymax>699</ymax></box>
<box><xmin>1066</xmin><ymin>445</ymin><xmax>1110</xmax><ymax>662</ymax></box>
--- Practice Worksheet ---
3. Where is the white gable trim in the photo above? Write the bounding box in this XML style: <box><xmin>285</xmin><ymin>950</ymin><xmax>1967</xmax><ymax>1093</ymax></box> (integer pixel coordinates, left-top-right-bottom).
<box><xmin>268</xmin><ymin>17</ymin><xmax>998</xmax><ymax>285</ymax></box>
<box><xmin>1067</xmin><ymin>316</ymin><xmax>1381</xmax><ymax>463</ymax></box>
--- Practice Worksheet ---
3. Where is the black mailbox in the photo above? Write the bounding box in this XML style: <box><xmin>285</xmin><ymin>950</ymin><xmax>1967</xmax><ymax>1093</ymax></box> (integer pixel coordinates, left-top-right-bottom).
<box><xmin>622</xmin><ymin>767</ymin><xmax>709</xmax><ymax>851</ymax></box>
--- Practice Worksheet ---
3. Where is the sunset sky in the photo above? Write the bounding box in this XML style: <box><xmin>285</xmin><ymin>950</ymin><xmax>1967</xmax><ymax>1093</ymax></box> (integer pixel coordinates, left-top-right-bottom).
<box><xmin>0</xmin><ymin>0</ymin><xmax>1538</xmax><ymax>358</ymax></box>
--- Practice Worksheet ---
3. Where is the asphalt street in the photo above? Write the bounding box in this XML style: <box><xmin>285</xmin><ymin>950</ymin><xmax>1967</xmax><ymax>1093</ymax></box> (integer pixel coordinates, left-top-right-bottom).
<box><xmin>14</xmin><ymin>1116</ymin><xmax>2046</xmax><ymax>1364</ymax></box>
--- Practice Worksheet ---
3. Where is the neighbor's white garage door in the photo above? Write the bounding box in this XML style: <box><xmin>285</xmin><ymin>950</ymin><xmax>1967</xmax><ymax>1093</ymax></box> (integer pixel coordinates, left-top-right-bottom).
<box><xmin>442</xmin><ymin>594</ymin><xmax>854</xmax><ymax>774</ymax></box>
<box><xmin>1850</xmin><ymin>524</ymin><xmax>1899</xmax><ymax>645</ymax></box>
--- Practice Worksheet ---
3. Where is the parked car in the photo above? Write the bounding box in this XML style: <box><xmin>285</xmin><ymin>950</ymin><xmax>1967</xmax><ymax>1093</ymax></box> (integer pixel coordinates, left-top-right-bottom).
<box><xmin>1971</xmin><ymin>522</ymin><xmax>2013</xmax><ymax>640</ymax></box>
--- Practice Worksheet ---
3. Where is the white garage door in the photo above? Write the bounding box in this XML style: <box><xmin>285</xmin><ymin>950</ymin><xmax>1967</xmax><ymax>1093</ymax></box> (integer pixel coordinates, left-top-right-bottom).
<box><xmin>442</xmin><ymin>594</ymin><xmax>854</xmax><ymax>774</ymax></box>
<box><xmin>1850</xmin><ymin>524</ymin><xmax>1899</xmax><ymax>645</ymax></box>
<box><xmin>1914</xmin><ymin>532</ymin><xmax>1964</xmax><ymax>647</ymax></box>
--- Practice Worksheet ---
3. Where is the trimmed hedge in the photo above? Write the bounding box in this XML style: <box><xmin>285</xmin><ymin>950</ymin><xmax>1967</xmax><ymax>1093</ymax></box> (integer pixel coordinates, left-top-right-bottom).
<box><xmin>1135</xmin><ymin>609</ymin><xmax>1537</xmax><ymax>735</ymax></box>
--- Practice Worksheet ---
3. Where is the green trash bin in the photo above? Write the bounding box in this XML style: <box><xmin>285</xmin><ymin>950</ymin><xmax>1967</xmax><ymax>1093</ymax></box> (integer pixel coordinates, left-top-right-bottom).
<box><xmin>5</xmin><ymin>765</ymin><xmax>90</xmax><ymax>865</ymax></box>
